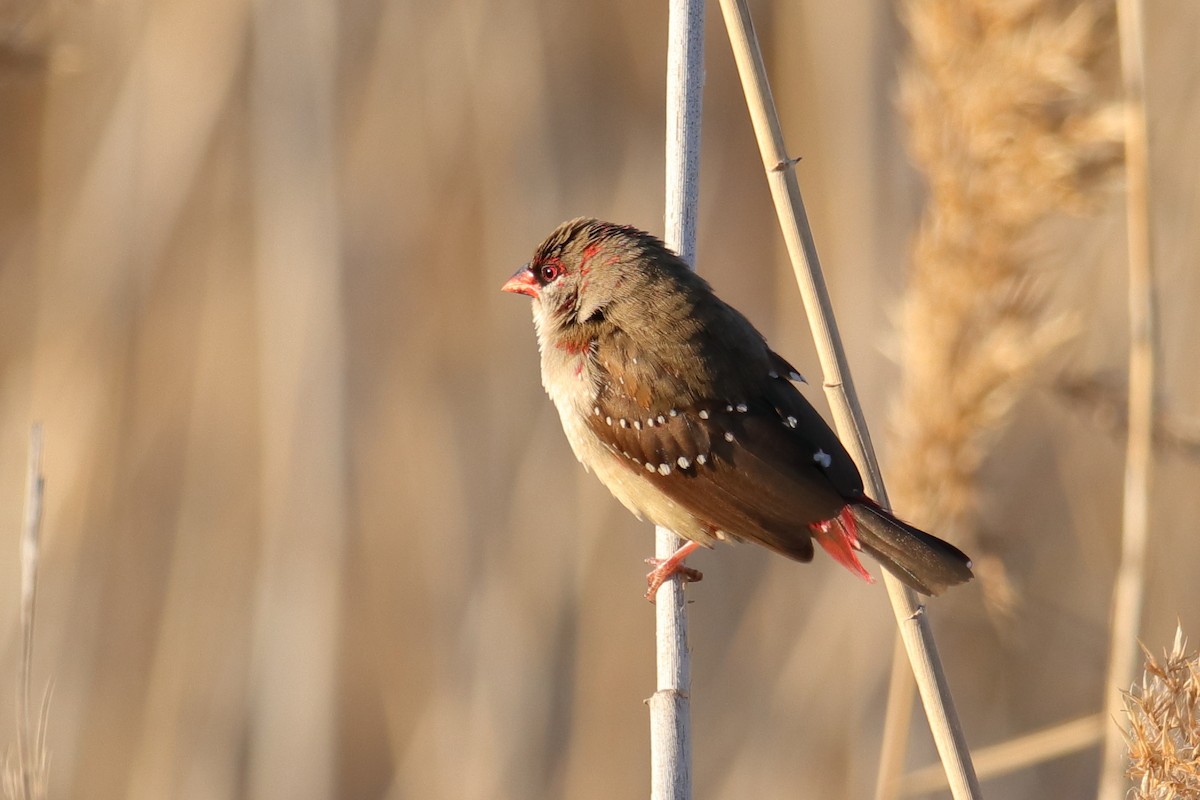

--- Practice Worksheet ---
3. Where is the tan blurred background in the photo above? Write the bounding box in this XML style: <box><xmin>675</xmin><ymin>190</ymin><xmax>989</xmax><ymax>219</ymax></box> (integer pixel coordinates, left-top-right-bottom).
<box><xmin>0</xmin><ymin>0</ymin><xmax>1197</xmax><ymax>798</ymax></box>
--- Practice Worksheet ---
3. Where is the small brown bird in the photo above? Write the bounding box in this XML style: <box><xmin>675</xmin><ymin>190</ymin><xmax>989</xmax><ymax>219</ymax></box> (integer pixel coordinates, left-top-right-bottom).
<box><xmin>503</xmin><ymin>218</ymin><xmax>972</xmax><ymax>599</ymax></box>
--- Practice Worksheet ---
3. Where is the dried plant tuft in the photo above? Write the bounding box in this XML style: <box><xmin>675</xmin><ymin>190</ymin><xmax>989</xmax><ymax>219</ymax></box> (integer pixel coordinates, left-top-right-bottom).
<box><xmin>1122</xmin><ymin>627</ymin><xmax>1200</xmax><ymax>800</ymax></box>
<box><xmin>3</xmin><ymin>689</ymin><xmax>51</xmax><ymax>800</ymax></box>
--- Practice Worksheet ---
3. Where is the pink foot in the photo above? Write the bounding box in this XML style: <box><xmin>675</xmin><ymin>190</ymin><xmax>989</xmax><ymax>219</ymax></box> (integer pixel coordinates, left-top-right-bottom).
<box><xmin>644</xmin><ymin>540</ymin><xmax>703</xmax><ymax>601</ymax></box>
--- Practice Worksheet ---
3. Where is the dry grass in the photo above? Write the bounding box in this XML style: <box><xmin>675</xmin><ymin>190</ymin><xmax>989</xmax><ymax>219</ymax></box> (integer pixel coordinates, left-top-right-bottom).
<box><xmin>1122</xmin><ymin>628</ymin><xmax>1200</xmax><ymax>800</ymax></box>
<box><xmin>0</xmin><ymin>2</ymin><xmax>1196</xmax><ymax>799</ymax></box>
<box><xmin>2</xmin><ymin>691</ymin><xmax>48</xmax><ymax>800</ymax></box>
<box><xmin>891</xmin><ymin>0</ymin><xmax>1123</xmax><ymax>616</ymax></box>
<box><xmin>4</xmin><ymin>428</ymin><xmax>48</xmax><ymax>800</ymax></box>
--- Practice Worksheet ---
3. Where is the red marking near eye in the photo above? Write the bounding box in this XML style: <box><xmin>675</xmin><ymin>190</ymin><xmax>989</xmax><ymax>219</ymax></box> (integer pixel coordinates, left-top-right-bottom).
<box><xmin>579</xmin><ymin>243</ymin><xmax>601</xmax><ymax>276</ymax></box>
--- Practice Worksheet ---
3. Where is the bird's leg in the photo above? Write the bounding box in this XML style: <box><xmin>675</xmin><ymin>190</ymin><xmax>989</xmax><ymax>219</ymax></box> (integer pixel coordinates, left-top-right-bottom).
<box><xmin>644</xmin><ymin>539</ymin><xmax>703</xmax><ymax>601</ymax></box>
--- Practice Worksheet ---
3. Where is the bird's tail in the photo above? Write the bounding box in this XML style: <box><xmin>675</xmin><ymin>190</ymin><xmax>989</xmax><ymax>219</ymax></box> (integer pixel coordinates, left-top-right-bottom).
<box><xmin>845</xmin><ymin>501</ymin><xmax>973</xmax><ymax>596</ymax></box>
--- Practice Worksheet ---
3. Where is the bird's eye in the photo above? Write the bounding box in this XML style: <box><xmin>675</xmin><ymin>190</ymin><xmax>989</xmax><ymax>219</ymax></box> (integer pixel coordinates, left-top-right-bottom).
<box><xmin>537</xmin><ymin>263</ymin><xmax>562</xmax><ymax>284</ymax></box>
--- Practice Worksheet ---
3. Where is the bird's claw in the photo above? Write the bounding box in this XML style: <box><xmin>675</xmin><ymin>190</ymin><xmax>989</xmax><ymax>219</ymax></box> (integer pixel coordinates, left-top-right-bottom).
<box><xmin>644</xmin><ymin>557</ymin><xmax>703</xmax><ymax>602</ymax></box>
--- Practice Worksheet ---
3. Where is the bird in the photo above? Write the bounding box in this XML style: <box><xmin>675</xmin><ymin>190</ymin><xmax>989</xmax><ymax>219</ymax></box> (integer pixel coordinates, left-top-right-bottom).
<box><xmin>502</xmin><ymin>218</ymin><xmax>973</xmax><ymax>600</ymax></box>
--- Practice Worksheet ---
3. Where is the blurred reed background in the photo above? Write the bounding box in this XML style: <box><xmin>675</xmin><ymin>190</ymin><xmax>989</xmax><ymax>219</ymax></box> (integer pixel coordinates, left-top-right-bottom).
<box><xmin>0</xmin><ymin>0</ymin><xmax>1197</xmax><ymax>797</ymax></box>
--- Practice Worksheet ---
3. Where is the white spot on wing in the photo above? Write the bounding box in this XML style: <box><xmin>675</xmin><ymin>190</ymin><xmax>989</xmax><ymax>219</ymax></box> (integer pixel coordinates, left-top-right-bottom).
<box><xmin>725</xmin><ymin>404</ymin><xmax>734</xmax><ymax>412</ymax></box>
<box><xmin>696</xmin><ymin>454</ymin><xmax>708</xmax><ymax>465</ymax></box>
<box><xmin>698</xmin><ymin>410</ymin><xmax>709</xmax><ymax>420</ymax></box>
<box><xmin>788</xmin><ymin>370</ymin><xmax>806</xmax><ymax>383</ymax></box>
<box><xmin>657</xmin><ymin>415</ymin><xmax>666</xmax><ymax>424</ymax></box>
<box><xmin>634</xmin><ymin>420</ymin><xmax>642</xmax><ymax>430</ymax></box>
<box><xmin>677</xmin><ymin>456</ymin><xmax>690</xmax><ymax>469</ymax></box>
<box><xmin>735</xmin><ymin>403</ymin><xmax>748</xmax><ymax>413</ymax></box>
<box><xmin>645</xmin><ymin>417</ymin><xmax>655</xmax><ymax>428</ymax></box>
<box><xmin>724</xmin><ymin>432</ymin><xmax>735</xmax><ymax>442</ymax></box>
<box><xmin>644</xmin><ymin>461</ymin><xmax>655</xmax><ymax>472</ymax></box>
<box><xmin>658</xmin><ymin>463</ymin><xmax>671</xmax><ymax>475</ymax></box>
<box><xmin>813</xmin><ymin>449</ymin><xmax>832</xmax><ymax>469</ymax></box>
<box><xmin>619</xmin><ymin>419</ymin><xmax>628</xmax><ymax>428</ymax></box>
<box><xmin>785</xmin><ymin>416</ymin><xmax>798</xmax><ymax>428</ymax></box>
<box><xmin>669</xmin><ymin>409</ymin><xmax>679</xmax><ymax>417</ymax></box>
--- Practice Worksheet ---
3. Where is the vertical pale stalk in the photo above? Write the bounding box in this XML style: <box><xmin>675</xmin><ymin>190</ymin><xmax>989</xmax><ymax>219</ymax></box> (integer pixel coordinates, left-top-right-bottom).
<box><xmin>716</xmin><ymin>1</ymin><xmax>981</xmax><ymax>797</ymax></box>
<box><xmin>248</xmin><ymin>1</ymin><xmax>346</xmax><ymax>798</ymax></box>
<box><xmin>1099</xmin><ymin>0</ymin><xmax>1156</xmax><ymax>797</ymax></box>
<box><xmin>653</xmin><ymin>1</ymin><xmax>704</xmax><ymax>798</ymax></box>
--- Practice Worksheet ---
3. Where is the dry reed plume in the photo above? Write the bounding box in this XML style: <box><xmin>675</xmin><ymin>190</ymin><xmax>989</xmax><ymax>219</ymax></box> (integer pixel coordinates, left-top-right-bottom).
<box><xmin>891</xmin><ymin>0</ymin><xmax>1123</xmax><ymax>616</ymax></box>
<box><xmin>1122</xmin><ymin>628</ymin><xmax>1200</xmax><ymax>800</ymax></box>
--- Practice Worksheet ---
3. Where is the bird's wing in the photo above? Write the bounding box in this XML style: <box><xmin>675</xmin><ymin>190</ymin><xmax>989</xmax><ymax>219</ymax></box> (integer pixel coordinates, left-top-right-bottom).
<box><xmin>758</xmin><ymin>353</ymin><xmax>865</xmax><ymax>498</ymax></box>
<box><xmin>585</xmin><ymin>358</ymin><xmax>861</xmax><ymax>563</ymax></box>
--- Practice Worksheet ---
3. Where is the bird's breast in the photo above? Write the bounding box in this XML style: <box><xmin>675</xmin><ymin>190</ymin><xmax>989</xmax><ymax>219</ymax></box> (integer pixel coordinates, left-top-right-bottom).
<box><xmin>538</xmin><ymin>336</ymin><xmax>604</xmax><ymax>463</ymax></box>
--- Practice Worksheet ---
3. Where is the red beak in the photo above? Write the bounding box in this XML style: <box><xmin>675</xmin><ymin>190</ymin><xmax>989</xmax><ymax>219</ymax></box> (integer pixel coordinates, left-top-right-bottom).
<box><xmin>501</xmin><ymin>264</ymin><xmax>539</xmax><ymax>298</ymax></box>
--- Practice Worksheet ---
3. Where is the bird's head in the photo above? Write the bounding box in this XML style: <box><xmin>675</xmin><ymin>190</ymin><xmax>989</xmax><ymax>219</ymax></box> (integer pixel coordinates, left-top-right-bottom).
<box><xmin>502</xmin><ymin>217</ymin><xmax>692</xmax><ymax>339</ymax></box>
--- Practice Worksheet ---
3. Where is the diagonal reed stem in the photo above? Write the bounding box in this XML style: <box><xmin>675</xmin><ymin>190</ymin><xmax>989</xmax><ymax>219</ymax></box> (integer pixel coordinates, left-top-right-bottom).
<box><xmin>652</xmin><ymin>1</ymin><xmax>704</xmax><ymax>798</ymax></box>
<box><xmin>716</xmin><ymin>1</ymin><xmax>981</xmax><ymax>797</ymax></box>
